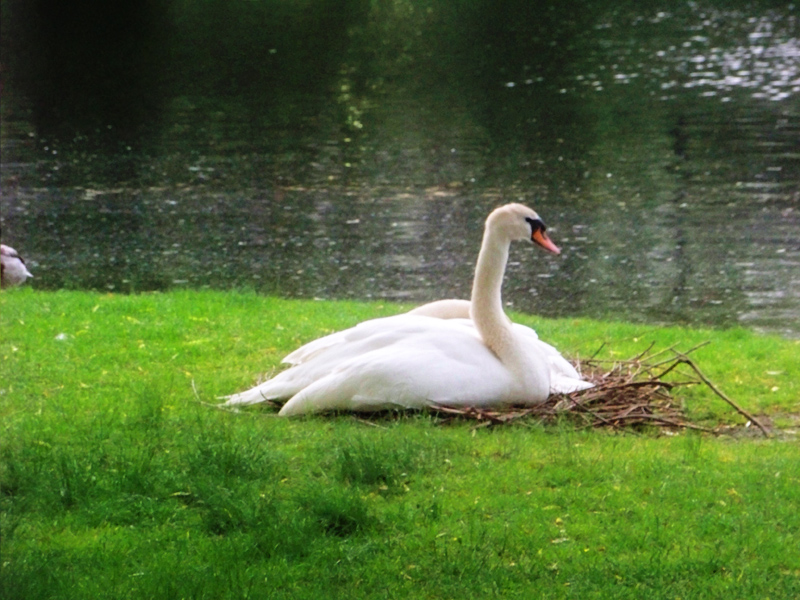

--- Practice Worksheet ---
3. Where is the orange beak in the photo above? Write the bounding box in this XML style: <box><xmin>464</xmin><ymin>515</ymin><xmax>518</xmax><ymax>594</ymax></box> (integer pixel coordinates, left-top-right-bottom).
<box><xmin>532</xmin><ymin>229</ymin><xmax>561</xmax><ymax>255</ymax></box>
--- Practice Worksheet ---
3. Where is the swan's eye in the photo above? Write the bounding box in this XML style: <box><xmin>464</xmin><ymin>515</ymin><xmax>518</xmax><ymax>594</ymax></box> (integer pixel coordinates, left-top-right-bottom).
<box><xmin>525</xmin><ymin>217</ymin><xmax>546</xmax><ymax>234</ymax></box>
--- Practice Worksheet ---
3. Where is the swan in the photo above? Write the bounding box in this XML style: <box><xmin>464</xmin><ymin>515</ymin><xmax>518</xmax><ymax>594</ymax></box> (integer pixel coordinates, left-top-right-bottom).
<box><xmin>1</xmin><ymin>244</ymin><xmax>33</xmax><ymax>288</ymax></box>
<box><xmin>223</xmin><ymin>203</ymin><xmax>591</xmax><ymax>416</ymax></box>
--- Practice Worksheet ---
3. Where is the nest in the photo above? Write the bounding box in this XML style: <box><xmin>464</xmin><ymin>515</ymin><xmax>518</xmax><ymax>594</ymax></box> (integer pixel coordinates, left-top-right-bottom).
<box><xmin>433</xmin><ymin>342</ymin><xmax>769</xmax><ymax>437</ymax></box>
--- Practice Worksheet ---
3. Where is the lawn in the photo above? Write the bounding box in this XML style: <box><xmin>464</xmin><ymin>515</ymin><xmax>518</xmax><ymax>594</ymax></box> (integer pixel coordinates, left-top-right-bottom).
<box><xmin>1</xmin><ymin>290</ymin><xmax>798</xmax><ymax>599</ymax></box>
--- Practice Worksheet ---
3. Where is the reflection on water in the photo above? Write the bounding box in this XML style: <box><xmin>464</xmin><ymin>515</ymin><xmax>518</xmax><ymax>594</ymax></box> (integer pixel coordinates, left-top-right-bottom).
<box><xmin>591</xmin><ymin>6</ymin><xmax>800</xmax><ymax>103</ymax></box>
<box><xmin>1</xmin><ymin>1</ymin><xmax>798</xmax><ymax>337</ymax></box>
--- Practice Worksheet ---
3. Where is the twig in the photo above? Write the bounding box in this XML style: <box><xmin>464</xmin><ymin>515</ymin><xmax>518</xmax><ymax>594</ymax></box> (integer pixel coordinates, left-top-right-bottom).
<box><xmin>352</xmin><ymin>416</ymin><xmax>390</xmax><ymax>429</ymax></box>
<box><xmin>643</xmin><ymin>343</ymin><xmax>680</xmax><ymax>363</ymax></box>
<box><xmin>589</xmin><ymin>342</ymin><xmax>607</xmax><ymax>360</ymax></box>
<box><xmin>674</xmin><ymin>353</ymin><xmax>770</xmax><ymax>438</ymax></box>
<box><xmin>650</xmin><ymin>359</ymin><xmax>689</xmax><ymax>380</ymax></box>
<box><xmin>604</xmin><ymin>413</ymin><xmax>714</xmax><ymax>433</ymax></box>
<box><xmin>560</xmin><ymin>398</ymin><xmax>619</xmax><ymax>428</ymax></box>
<box><xmin>632</xmin><ymin>341</ymin><xmax>656</xmax><ymax>362</ymax></box>
<box><xmin>682</xmin><ymin>340</ymin><xmax>712</xmax><ymax>356</ymax></box>
<box><xmin>649</xmin><ymin>341</ymin><xmax>710</xmax><ymax>369</ymax></box>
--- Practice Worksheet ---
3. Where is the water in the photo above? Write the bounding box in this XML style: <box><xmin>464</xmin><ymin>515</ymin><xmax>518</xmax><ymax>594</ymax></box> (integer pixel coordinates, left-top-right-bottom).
<box><xmin>1</xmin><ymin>1</ymin><xmax>798</xmax><ymax>337</ymax></box>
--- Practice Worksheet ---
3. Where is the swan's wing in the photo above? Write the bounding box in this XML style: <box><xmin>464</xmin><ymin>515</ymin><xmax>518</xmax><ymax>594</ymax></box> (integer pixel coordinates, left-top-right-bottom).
<box><xmin>282</xmin><ymin>314</ymin><xmax>471</xmax><ymax>365</ymax></box>
<box><xmin>408</xmin><ymin>299</ymin><xmax>471</xmax><ymax>319</ymax></box>
<box><xmin>282</xmin><ymin>328</ymin><xmax>350</xmax><ymax>365</ymax></box>
<box><xmin>409</xmin><ymin>300</ymin><xmax>515</xmax><ymax>328</ymax></box>
<box><xmin>225</xmin><ymin>316</ymin><xmax>543</xmax><ymax>414</ymax></box>
<box><xmin>549</xmin><ymin>373</ymin><xmax>594</xmax><ymax>395</ymax></box>
<box><xmin>224</xmin><ymin>316</ymin><xmax>483</xmax><ymax>407</ymax></box>
<box><xmin>513</xmin><ymin>328</ymin><xmax>592</xmax><ymax>394</ymax></box>
<box><xmin>534</xmin><ymin>340</ymin><xmax>594</xmax><ymax>394</ymax></box>
<box><xmin>277</xmin><ymin>331</ymin><xmax>522</xmax><ymax>416</ymax></box>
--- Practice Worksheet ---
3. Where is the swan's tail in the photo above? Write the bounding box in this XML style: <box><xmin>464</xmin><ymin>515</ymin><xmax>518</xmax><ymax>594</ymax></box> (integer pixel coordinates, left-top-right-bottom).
<box><xmin>221</xmin><ymin>374</ymin><xmax>298</xmax><ymax>407</ymax></box>
<box><xmin>221</xmin><ymin>388</ymin><xmax>273</xmax><ymax>407</ymax></box>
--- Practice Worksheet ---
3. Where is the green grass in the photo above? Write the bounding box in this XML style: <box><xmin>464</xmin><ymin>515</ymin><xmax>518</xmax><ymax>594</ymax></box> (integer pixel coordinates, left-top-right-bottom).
<box><xmin>1</xmin><ymin>290</ymin><xmax>799</xmax><ymax>599</ymax></box>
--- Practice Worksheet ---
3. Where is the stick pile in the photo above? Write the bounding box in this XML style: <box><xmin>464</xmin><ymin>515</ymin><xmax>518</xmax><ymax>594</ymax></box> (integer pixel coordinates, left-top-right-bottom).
<box><xmin>434</xmin><ymin>342</ymin><xmax>769</xmax><ymax>436</ymax></box>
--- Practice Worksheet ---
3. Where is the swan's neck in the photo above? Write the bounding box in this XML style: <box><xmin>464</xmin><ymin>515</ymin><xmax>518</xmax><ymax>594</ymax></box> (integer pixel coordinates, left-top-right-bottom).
<box><xmin>470</xmin><ymin>223</ymin><xmax>550</xmax><ymax>401</ymax></box>
<box><xmin>470</xmin><ymin>229</ymin><xmax>509</xmax><ymax>346</ymax></box>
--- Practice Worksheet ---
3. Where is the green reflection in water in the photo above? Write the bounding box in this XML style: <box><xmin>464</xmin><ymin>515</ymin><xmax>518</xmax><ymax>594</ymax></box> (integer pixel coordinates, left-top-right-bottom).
<box><xmin>1</xmin><ymin>1</ymin><xmax>798</xmax><ymax>336</ymax></box>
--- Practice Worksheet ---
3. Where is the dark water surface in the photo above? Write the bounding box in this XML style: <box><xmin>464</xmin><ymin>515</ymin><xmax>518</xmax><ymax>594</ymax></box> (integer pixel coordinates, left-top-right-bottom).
<box><xmin>2</xmin><ymin>1</ymin><xmax>798</xmax><ymax>337</ymax></box>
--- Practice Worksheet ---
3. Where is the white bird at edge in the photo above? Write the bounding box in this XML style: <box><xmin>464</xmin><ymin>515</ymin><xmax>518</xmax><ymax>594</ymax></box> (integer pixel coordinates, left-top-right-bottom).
<box><xmin>1</xmin><ymin>243</ymin><xmax>33</xmax><ymax>288</ymax></box>
<box><xmin>223</xmin><ymin>203</ymin><xmax>593</xmax><ymax>416</ymax></box>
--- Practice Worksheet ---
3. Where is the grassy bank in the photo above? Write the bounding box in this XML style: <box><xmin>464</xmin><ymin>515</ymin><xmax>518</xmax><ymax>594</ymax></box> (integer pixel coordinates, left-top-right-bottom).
<box><xmin>2</xmin><ymin>290</ymin><xmax>799</xmax><ymax>599</ymax></box>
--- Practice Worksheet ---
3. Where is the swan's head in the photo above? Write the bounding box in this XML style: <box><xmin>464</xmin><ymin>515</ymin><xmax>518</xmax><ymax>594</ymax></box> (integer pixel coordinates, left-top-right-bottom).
<box><xmin>487</xmin><ymin>203</ymin><xmax>561</xmax><ymax>255</ymax></box>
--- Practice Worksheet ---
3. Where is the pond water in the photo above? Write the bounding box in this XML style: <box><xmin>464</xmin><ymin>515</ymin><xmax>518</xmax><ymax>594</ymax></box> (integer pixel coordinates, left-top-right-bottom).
<box><xmin>1</xmin><ymin>1</ymin><xmax>798</xmax><ymax>337</ymax></box>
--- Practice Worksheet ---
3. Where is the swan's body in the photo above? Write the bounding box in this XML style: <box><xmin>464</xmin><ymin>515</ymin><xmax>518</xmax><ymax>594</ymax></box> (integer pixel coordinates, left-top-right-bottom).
<box><xmin>224</xmin><ymin>203</ymin><xmax>591</xmax><ymax>416</ymax></box>
<box><xmin>1</xmin><ymin>244</ymin><xmax>33</xmax><ymax>288</ymax></box>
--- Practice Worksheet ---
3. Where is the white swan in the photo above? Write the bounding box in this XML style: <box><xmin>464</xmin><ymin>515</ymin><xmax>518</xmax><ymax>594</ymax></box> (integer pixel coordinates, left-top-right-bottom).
<box><xmin>1</xmin><ymin>244</ymin><xmax>33</xmax><ymax>288</ymax></box>
<box><xmin>224</xmin><ymin>203</ymin><xmax>591</xmax><ymax>416</ymax></box>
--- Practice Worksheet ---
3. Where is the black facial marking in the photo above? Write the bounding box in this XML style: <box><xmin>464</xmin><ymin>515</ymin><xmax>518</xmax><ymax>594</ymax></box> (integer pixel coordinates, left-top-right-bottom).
<box><xmin>525</xmin><ymin>217</ymin><xmax>546</xmax><ymax>234</ymax></box>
